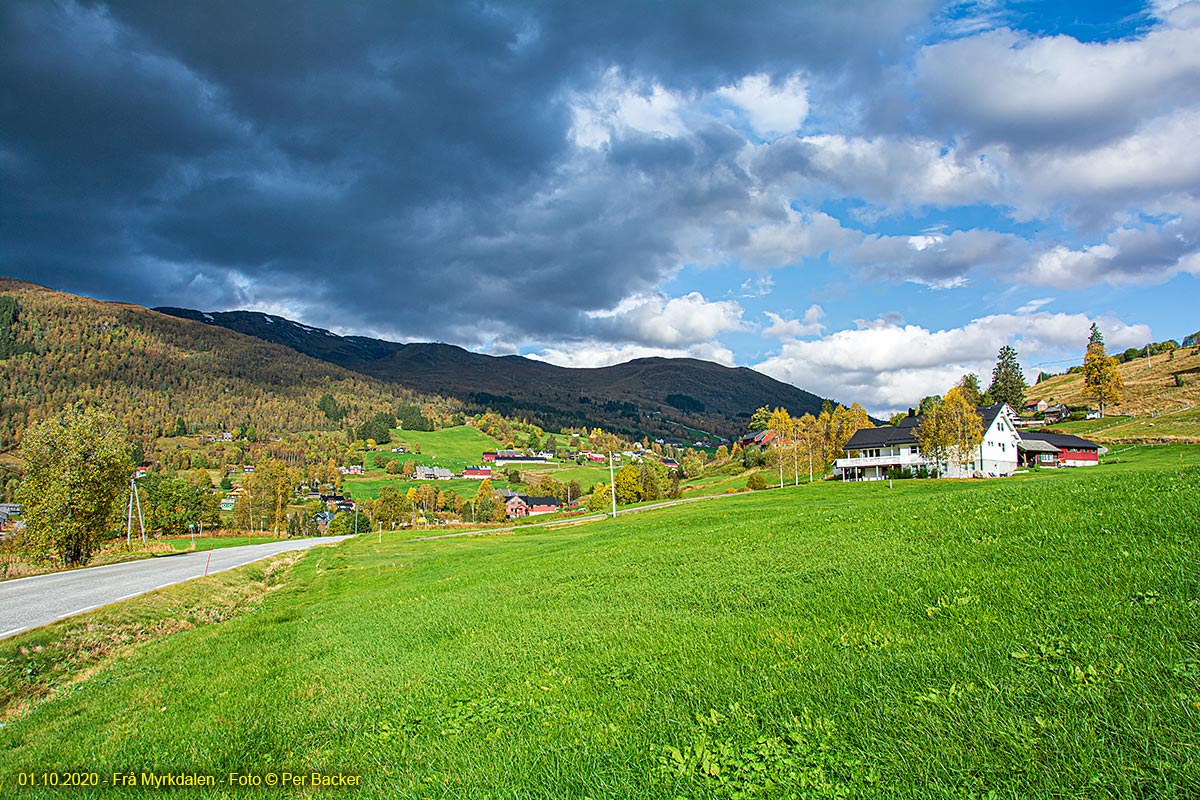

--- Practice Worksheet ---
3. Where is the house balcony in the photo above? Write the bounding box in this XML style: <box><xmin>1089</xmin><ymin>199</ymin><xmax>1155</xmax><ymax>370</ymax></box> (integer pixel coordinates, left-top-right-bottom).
<box><xmin>834</xmin><ymin>453</ymin><xmax>926</xmax><ymax>469</ymax></box>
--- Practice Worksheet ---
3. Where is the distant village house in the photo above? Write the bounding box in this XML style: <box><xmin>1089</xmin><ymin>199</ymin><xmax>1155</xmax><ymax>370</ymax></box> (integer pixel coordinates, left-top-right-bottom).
<box><xmin>505</xmin><ymin>495</ymin><xmax>562</xmax><ymax>518</ymax></box>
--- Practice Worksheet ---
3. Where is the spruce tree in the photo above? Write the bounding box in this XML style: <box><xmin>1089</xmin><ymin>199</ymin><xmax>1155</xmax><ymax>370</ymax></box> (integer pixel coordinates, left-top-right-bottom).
<box><xmin>987</xmin><ymin>345</ymin><xmax>1027</xmax><ymax>409</ymax></box>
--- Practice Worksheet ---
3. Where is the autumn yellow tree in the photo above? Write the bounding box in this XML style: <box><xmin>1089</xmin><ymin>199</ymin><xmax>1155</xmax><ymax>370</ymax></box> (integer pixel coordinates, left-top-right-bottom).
<box><xmin>1083</xmin><ymin>323</ymin><xmax>1123</xmax><ymax>417</ymax></box>
<box><xmin>243</xmin><ymin>458</ymin><xmax>297</xmax><ymax>536</ymax></box>
<box><xmin>793</xmin><ymin>413</ymin><xmax>820</xmax><ymax>483</ymax></box>
<box><xmin>767</xmin><ymin>407</ymin><xmax>794</xmax><ymax>488</ymax></box>
<box><xmin>816</xmin><ymin>402</ymin><xmax>873</xmax><ymax>477</ymax></box>
<box><xmin>917</xmin><ymin>387</ymin><xmax>982</xmax><ymax>476</ymax></box>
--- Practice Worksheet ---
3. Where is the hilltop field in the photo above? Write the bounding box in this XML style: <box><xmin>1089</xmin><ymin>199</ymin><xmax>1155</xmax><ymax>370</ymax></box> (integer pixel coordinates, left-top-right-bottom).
<box><xmin>1028</xmin><ymin>345</ymin><xmax>1200</xmax><ymax>442</ymax></box>
<box><xmin>2</xmin><ymin>444</ymin><xmax>1198</xmax><ymax>798</ymax></box>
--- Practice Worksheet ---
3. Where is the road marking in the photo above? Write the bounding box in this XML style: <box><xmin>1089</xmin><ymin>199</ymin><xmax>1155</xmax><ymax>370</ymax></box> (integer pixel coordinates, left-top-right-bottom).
<box><xmin>1</xmin><ymin>626</ymin><xmax>28</xmax><ymax>639</ymax></box>
<box><xmin>113</xmin><ymin>592</ymin><xmax>140</xmax><ymax>602</ymax></box>
<box><xmin>76</xmin><ymin>604</ymin><xmax>98</xmax><ymax>613</ymax></box>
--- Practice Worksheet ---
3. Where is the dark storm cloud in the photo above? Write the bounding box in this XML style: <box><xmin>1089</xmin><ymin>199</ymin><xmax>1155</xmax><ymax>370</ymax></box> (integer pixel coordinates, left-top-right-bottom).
<box><xmin>0</xmin><ymin>0</ymin><xmax>934</xmax><ymax>344</ymax></box>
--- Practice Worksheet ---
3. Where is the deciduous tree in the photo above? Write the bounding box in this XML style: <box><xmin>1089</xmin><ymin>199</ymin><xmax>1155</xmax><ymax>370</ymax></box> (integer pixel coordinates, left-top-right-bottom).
<box><xmin>18</xmin><ymin>406</ymin><xmax>132</xmax><ymax>566</ymax></box>
<box><xmin>374</xmin><ymin>485</ymin><xmax>411</xmax><ymax>529</ymax></box>
<box><xmin>614</xmin><ymin>464</ymin><xmax>642</xmax><ymax>505</ymax></box>
<box><xmin>957</xmin><ymin>373</ymin><xmax>983</xmax><ymax>407</ymax></box>
<box><xmin>917</xmin><ymin>388</ymin><xmax>983</xmax><ymax>475</ymax></box>
<box><xmin>1083</xmin><ymin>323</ymin><xmax>1123</xmax><ymax>417</ymax></box>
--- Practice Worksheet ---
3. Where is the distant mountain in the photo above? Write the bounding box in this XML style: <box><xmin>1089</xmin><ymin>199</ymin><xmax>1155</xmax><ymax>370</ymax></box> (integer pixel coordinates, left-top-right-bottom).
<box><xmin>155</xmin><ymin>307</ymin><xmax>840</xmax><ymax>439</ymax></box>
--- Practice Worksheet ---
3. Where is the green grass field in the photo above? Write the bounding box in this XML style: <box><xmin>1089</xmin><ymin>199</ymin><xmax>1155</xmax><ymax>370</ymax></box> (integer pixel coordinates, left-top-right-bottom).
<box><xmin>371</xmin><ymin>425</ymin><xmax>503</xmax><ymax>473</ymax></box>
<box><xmin>1044</xmin><ymin>407</ymin><xmax>1200</xmax><ymax>443</ymax></box>
<box><xmin>162</xmin><ymin>535</ymin><xmax>285</xmax><ymax>551</ymax></box>
<box><xmin>3</xmin><ymin>449</ymin><xmax>1198</xmax><ymax>797</ymax></box>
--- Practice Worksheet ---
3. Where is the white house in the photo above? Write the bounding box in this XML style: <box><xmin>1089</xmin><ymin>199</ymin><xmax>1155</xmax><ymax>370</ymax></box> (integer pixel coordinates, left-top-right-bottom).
<box><xmin>836</xmin><ymin>403</ymin><xmax>1021</xmax><ymax>481</ymax></box>
<box><xmin>414</xmin><ymin>466</ymin><xmax>453</xmax><ymax>480</ymax></box>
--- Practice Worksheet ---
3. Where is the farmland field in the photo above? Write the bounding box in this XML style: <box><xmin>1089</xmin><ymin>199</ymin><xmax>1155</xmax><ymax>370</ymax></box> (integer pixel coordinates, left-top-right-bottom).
<box><xmin>2</xmin><ymin>448</ymin><xmax>1198</xmax><ymax>798</ymax></box>
<box><xmin>1048</xmin><ymin>407</ymin><xmax>1200</xmax><ymax>443</ymax></box>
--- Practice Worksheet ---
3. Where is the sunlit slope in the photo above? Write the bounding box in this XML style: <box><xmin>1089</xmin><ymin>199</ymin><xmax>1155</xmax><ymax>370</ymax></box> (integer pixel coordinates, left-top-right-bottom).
<box><xmin>1027</xmin><ymin>346</ymin><xmax>1199</xmax><ymax>416</ymax></box>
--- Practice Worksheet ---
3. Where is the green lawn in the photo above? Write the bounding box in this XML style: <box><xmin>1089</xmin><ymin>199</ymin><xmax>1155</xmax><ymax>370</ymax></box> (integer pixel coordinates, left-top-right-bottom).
<box><xmin>3</xmin><ymin>451</ymin><xmax>1199</xmax><ymax>797</ymax></box>
<box><xmin>514</xmin><ymin>463</ymin><xmax>612</xmax><ymax>485</ymax></box>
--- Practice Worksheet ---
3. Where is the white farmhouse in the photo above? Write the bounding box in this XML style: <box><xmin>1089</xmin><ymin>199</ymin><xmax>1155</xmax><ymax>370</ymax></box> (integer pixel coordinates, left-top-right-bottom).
<box><xmin>835</xmin><ymin>403</ymin><xmax>1021</xmax><ymax>481</ymax></box>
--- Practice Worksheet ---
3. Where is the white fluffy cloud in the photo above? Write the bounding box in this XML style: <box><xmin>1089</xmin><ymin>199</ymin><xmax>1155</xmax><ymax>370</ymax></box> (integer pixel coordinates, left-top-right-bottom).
<box><xmin>529</xmin><ymin>340</ymin><xmax>736</xmax><ymax>369</ymax></box>
<box><xmin>763</xmin><ymin>305</ymin><xmax>825</xmax><ymax>339</ymax></box>
<box><xmin>737</xmin><ymin>209</ymin><xmax>853</xmax><ymax>267</ymax></box>
<box><xmin>753</xmin><ymin>134</ymin><xmax>1007</xmax><ymax>211</ymax></box>
<box><xmin>756</xmin><ymin>311</ymin><xmax>1152</xmax><ymax>414</ymax></box>
<box><xmin>1020</xmin><ymin>219</ymin><xmax>1200</xmax><ymax>288</ymax></box>
<box><xmin>584</xmin><ymin>291</ymin><xmax>745</xmax><ymax>347</ymax></box>
<box><xmin>914</xmin><ymin>13</ymin><xmax>1200</xmax><ymax>147</ymax></box>
<box><xmin>840</xmin><ymin>227</ymin><xmax>1026</xmax><ymax>287</ymax></box>
<box><xmin>568</xmin><ymin>69</ymin><xmax>690</xmax><ymax>148</ymax></box>
<box><xmin>1008</xmin><ymin>109</ymin><xmax>1200</xmax><ymax>220</ymax></box>
<box><xmin>716</xmin><ymin>73</ymin><xmax>809</xmax><ymax>138</ymax></box>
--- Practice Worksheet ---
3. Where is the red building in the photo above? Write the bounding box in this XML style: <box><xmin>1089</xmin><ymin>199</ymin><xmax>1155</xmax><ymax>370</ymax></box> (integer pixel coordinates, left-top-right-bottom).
<box><xmin>505</xmin><ymin>495</ymin><xmax>562</xmax><ymax>518</ymax></box>
<box><xmin>1018</xmin><ymin>432</ymin><xmax>1102</xmax><ymax>467</ymax></box>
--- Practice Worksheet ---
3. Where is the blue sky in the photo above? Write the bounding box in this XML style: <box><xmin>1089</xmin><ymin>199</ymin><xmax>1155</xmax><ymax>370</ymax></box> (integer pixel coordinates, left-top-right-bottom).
<box><xmin>2</xmin><ymin>0</ymin><xmax>1197</xmax><ymax>414</ymax></box>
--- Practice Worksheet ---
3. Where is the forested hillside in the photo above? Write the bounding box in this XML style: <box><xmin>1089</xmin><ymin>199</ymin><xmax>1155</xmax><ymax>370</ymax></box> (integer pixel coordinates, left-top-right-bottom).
<box><xmin>0</xmin><ymin>280</ymin><xmax>448</xmax><ymax>451</ymax></box>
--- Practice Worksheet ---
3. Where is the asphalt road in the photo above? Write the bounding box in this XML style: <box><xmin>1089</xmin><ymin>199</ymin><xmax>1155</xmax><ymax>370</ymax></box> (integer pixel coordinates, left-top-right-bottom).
<box><xmin>0</xmin><ymin>536</ymin><xmax>351</xmax><ymax>640</ymax></box>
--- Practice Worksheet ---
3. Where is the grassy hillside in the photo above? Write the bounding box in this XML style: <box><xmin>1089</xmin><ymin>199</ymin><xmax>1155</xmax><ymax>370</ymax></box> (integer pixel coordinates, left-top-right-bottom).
<box><xmin>3</xmin><ymin>447</ymin><xmax>1198</xmax><ymax>797</ymax></box>
<box><xmin>0</xmin><ymin>279</ymin><xmax>441</xmax><ymax>450</ymax></box>
<box><xmin>1028</xmin><ymin>346</ymin><xmax>1200</xmax><ymax>416</ymax></box>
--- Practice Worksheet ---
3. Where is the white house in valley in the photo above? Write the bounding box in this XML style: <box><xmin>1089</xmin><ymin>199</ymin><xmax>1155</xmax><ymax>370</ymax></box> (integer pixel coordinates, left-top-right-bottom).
<box><xmin>835</xmin><ymin>403</ymin><xmax>1022</xmax><ymax>480</ymax></box>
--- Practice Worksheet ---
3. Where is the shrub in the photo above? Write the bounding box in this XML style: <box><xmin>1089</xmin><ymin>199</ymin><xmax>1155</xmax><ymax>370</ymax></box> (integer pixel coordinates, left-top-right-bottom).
<box><xmin>746</xmin><ymin>473</ymin><xmax>768</xmax><ymax>490</ymax></box>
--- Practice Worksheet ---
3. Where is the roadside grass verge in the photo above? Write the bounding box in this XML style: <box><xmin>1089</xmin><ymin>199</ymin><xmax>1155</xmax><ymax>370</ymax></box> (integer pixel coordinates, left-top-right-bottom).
<box><xmin>0</xmin><ymin>552</ymin><xmax>302</xmax><ymax>724</ymax></box>
<box><xmin>1</xmin><ymin>455</ymin><xmax>1198</xmax><ymax>797</ymax></box>
<box><xmin>1</xmin><ymin>536</ymin><xmax>287</xmax><ymax>581</ymax></box>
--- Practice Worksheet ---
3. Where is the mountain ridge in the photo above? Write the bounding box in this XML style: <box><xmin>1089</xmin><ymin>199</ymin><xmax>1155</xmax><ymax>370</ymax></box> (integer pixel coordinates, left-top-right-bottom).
<box><xmin>154</xmin><ymin>306</ymin><xmax>841</xmax><ymax>438</ymax></box>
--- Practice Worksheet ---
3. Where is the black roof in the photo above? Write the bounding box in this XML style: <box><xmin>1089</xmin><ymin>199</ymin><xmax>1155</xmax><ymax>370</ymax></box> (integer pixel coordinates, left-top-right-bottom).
<box><xmin>977</xmin><ymin>403</ymin><xmax>1006</xmax><ymax>430</ymax></box>
<box><xmin>1020</xmin><ymin>431</ymin><xmax>1099</xmax><ymax>450</ymax></box>
<box><xmin>844</xmin><ymin>426</ymin><xmax>918</xmax><ymax>449</ymax></box>
<box><xmin>516</xmin><ymin>495</ymin><xmax>561</xmax><ymax>506</ymax></box>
